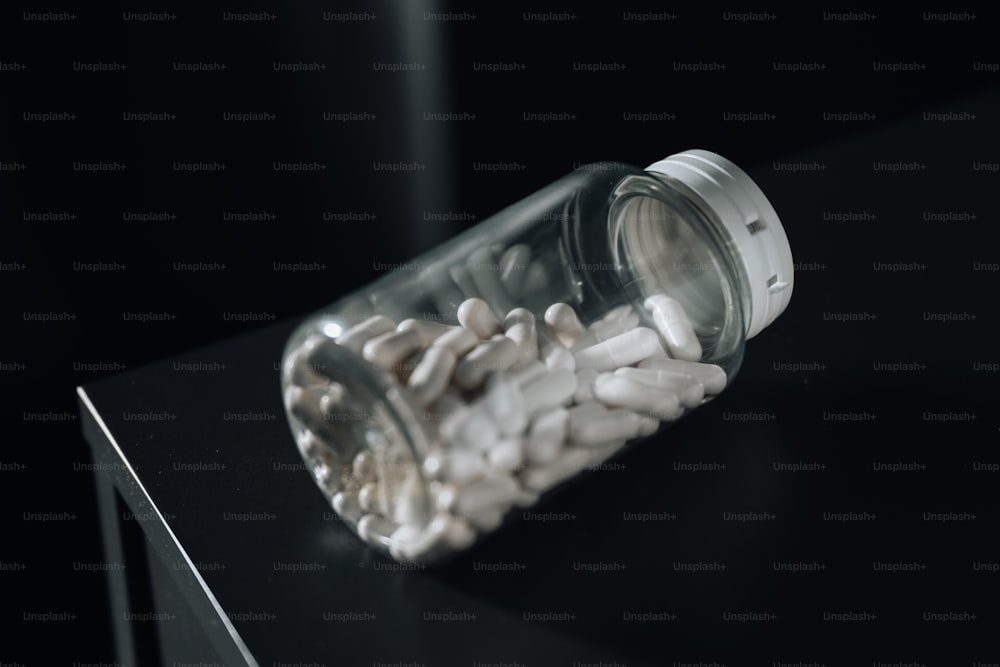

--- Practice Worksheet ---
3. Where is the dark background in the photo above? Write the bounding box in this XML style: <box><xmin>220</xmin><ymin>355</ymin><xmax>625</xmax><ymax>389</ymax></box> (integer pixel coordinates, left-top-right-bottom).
<box><xmin>2</xmin><ymin>2</ymin><xmax>998</xmax><ymax>663</ymax></box>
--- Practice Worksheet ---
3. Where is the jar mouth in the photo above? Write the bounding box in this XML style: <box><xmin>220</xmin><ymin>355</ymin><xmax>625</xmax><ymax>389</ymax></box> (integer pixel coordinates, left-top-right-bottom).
<box><xmin>281</xmin><ymin>326</ymin><xmax>434</xmax><ymax>549</ymax></box>
<box><xmin>608</xmin><ymin>174</ymin><xmax>748</xmax><ymax>366</ymax></box>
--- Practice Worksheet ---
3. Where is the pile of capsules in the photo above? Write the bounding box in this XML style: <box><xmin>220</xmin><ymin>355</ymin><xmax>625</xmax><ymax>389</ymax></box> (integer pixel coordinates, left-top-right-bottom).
<box><xmin>288</xmin><ymin>295</ymin><xmax>727</xmax><ymax>562</ymax></box>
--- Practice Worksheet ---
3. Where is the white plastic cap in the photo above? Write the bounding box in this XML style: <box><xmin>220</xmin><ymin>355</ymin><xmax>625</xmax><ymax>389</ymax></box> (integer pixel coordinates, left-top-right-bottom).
<box><xmin>645</xmin><ymin>150</ymin><xmax>794</xmax><ymax>339</ymax></box>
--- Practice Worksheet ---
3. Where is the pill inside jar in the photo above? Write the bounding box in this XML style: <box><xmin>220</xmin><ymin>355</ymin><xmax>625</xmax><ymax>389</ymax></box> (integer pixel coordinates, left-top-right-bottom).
<box><xmin>280</xmin><ymin>150</ymin><xmax>794</xmax><ymax>563</ymax></box>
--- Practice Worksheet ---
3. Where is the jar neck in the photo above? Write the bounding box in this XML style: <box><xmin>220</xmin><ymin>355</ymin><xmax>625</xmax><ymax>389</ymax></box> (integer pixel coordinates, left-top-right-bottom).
<box><xmin>571</xmin><ymin>171</ymin><xmax>751</xmax><ymax>374</ymax></box>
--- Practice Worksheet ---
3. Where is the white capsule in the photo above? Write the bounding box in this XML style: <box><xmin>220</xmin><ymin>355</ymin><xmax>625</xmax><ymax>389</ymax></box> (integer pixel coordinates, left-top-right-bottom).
<box><xmin>397</xmin><ymin>318</ymin><xmax>454</xmax><ymax>346</ymax></box>
<box><xmin>503</xmin><ymin>307</ymin><xmax>535</xmax><ymax>329</ymax></box>
<box><xmin>466</xmin><ymin>508</ymin><xmax>505</xmax><ymax>533</ymax></box>
<box><xmin>504</xmin><ymin>322</ymin><xmax>538</xmax><ymax>366</ymax></box>
<box><xmin>567</xmin><ymin>404</ymin><xmax>642</xmax><ymax>446</ymax></box>
<box><xmin>520</xmin><ymin>447</ymin><xmax>592</xmax><ymax>492</ymax></box>
<box><xmin>457</xmin><ymin>297</ymin><xmax>502</xmax><ymax>339</ymax></box>
<box><xmin>285</xmin><ymin>385</ymin><xmax>336</xmax><ymax>440</ymax></box>
<box><xmin>453</xmin><ymin>336</ymin><xmax>519</xmax><ymax>390</ymax></box>
<box><xmin>288</xmin><ymin>350</ymin><xmax>330</xmax><ymax>389</ymax></box>
<box><xmin>637</xmin><ymin>357</ymin><xmax>728</xmax><ymax>395</ymax></box>
<box><xmin>525</xmin><ymin>407</ymin><xmax>568</xmax><ymax>465</ymax></box>
<box><xmin>358</xmin><ymin>482</ymin><xmax>380</xmax><ymax>513</ymax></box>
<box><xmin>335</xmin><ymin>315</ymin><xmax>396</xmax><ymax>355</ymax></box>
<box><xmin>544</xmin><ymin>303</ymin><xmax>586</xmax><ymax>347</ymax></box>
<box><xmin>440</xmin><ymin>406</ymin><xmax>499</xmax><ymax>452</ymax></box>
<box><xmin>637</xmin><ymin>416</ymin><xmax>660</xmax><ymax>437</ymax></box>
<box><xmin>508</xmin><ymin>360</ymin><xmax>546</xmax><ymax>387</ymax></box>
<box><xmin>593</xmin><ymin>374</ymin><xmax>682</xmax><ymax>420</ymax></box>
<box><xmin>614</xmin><ymin>367</ymin><xmax>705</xmax><ymax>408</ymax></box>
<box><xmin>390</xmin><ymin>468</ymin><xmax>426</xmax><ymax>527</ymax></box>
<box><xmin>499</xmin><ymin>244</ymin><xmax>532</xmax><ymax>298</ymax></box>
<box><xmin>520</xmin><ymin>260</ymin><xmax>550</xmax><ymax>296</ymax></box>
<box><xmin>362</xmin><ymin>328</ymin><xmax>422</xmax><ymax>369</ymax></box>
<box><xmin>390</xmin><ymin>512</ymin><xmax>476</xmax><ymax>562</ymax></box>
<box><xmin>422</xmin><ymin>448</ymin><xmax>486</xmax><ymax>484</ymax></box>
<box><xmin>468</xmin><ymin>247</ymin><xmax>516</xmax><ymax>317</ymax></box>
<box><xmin>407</xmin><ymin>345</ymin><xmax>457</xmax><ymax>406</ymax></box>
<box><xmin>486</xmin><ymin>437</ymin><xmax>524</xmax><ymax>473</ymax></box>
<box><xmin>331</xmin><ymin>488</ymin><xmax>362</xmax><ymax>520</ymax></box>
<box><xmin>573</xmin><ymin>327</ymin><xmax>663</xmax><ymax>372</ymax></box>
<box><xmin>352</xmin><ymin>450</ymin><xmax>376</xmax><ymax>482</ymax></box>
<box><xmin>430</xmin><ymin>389</ymin><xmax>466</xmax><ymax>422</ymax></box>
<box><xmin>357</xmin><ymin>513</ymin><xmax>399</xmax><ymax>547</ymax></box>
<box><xmin>454</xmin><ymin>474</ymin><xmax>522</xmax><ymax>517</ymax></box>
<box><xmin>521</xmin><ymin>369</ymin><xmax>577</xmax><ymax>415</ymax></box>
<box><xmin>430</xmin><ymin>326</ymin><xmax>479</xmax><ymax>358</ymax></box>
<box><xmin>573</xmin><ymin>368</ymin><xmax>600</xmax><ymax>404</ymax></box>
<box><xmin>585</xmin><ymin>439</ymin><xmax>627</xmax><ymax>467</ymax></box>
<box><xmin>571</xmin><ymin>305</ymin><xmax>641</xmax><ymax>351</ymax></box>
<box><xmin>482</xmin><ymin>373</ymin><xmax>528</xmax><ymax>437</ymax></box>
<box><xmin>542</xmin><ymin>344</ymin><xmax>576</xmax><ymax>372</ymax></box>
<box><xmin>645</xmin><ymin>294</ymin><xmax>702</xmax><ymax>361</ymax></box>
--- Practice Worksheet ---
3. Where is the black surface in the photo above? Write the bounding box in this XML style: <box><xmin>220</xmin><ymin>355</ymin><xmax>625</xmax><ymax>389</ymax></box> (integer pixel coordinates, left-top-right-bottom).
<box><xmin>3</xmin><ymin>3</ymin><xmax>1000</xmax><ymax>664</ymax></box>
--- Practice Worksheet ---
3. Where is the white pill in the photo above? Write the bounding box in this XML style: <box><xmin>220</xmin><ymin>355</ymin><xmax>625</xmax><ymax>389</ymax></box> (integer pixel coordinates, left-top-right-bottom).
<box><xmin>638</xmin><ymin>357</ymin><xmax>728</xmax><ymax>395</ymax></box>
<box><xmin>521</xmin><ymin>369</ymin><xmax>577</xmax><ymax>415</ymax></box>
<box><xmin>520</xmin><ymin>260</ymin><xmax>550</xmax><ymax>296</ymax></box>
<box><xmin>453</xmin><ymin>336</ymin><xmax>518</xmax><ymax>390</ymax></box>
<box><xmin>544</xmin><ymin>303</ymin><xmax>586</xmax><ymax>347</ymax></box>
<box><xmin>573</xmin><ymin>368</ymin><xmax>600</xmax><ymax>404</ymax></box>
<box><xmin>645</xmin><ymin>294</ymin><xmax>703</xmax><ymax>361</ymax></box>
<box><xmin>499</xmin><ymin>244</ymin><xmax>532</xmax><ymax>298</ymax></box>
<box><xmin>614</xmin><ymin>367</ymin><xmax>705</xmax><ymax>408</ymax></box>
<box><xmin>332</xmin><ymin>489</ymin><xmax>362</xmax><ymax>520</ymax></box>
<box><xmin>482</xmin><ymin>373</ymin><xmax>528</xmax><ymax>437</ymax></box>
<box><xmin>397</xmin><ymin>318</ymin><xmax>454</xmax><ymax>346</ymax></box>
<box><xmin>571</xmin><ymin>305</ymin><xmax>641</xmax><ymax>351</ymax></box>
<box><xmin>520</xmin><ymin>447</ymin><xmax>592</xmax><ymax>492</ymax></box>
<box><xmin>487</xmin><ymin>437</ymin><xmax>524</xmax><ymax>473</ymax></box>
<box><xmin>637</xmin><ymin>416</ymin><xmax>660</xmax><ymax>437</ymax></box>
<box><xmin>352</xmin><ymin>450</ymin><xmax>376</xmax><ymax>481</ymax></box>
<box><xmin>573</xmin><ymin>327</ymin><xmax>663</xmax><ymax>371</ymax></box>
<box><xmin>542</xmin><ymin>344</ymin><xmax>576</xmax><ymax>372</ymax></box>
<box><xmin>594</xmin><ymin>374</ymin><xmax>682</xmax><ymax>420</ymax></box>
<box><xmin>454</xmin><ymin>475</ymin><xmax>522</xmax><ymax>517</ymax></box>
<box><xmin>440</xmin><ymin>406</ymin><xmax>499</xmax><ymax>452</ymax></box>
<box><xmin>466</xmin><ymin>508</ymin><xmax>505</xmax><ymax>532</ymax></box>
<box><xmin>390</xmin><ymin>512</ymin><xmax>476</xmax><ymax>562</ymax></box>
<box><xmin>430</xmin><ymin>389</ymin><xmax>465</xmax><ymax>422</ymax></box>
<box><xmin>335</xmin><ymin>315</ymin><xmax>397</xmax><ymax>354</ymax></box>
<box><xmin>358</xmin><ymin>482</ymin><xmax>380</xmax><ymax>512</ymax></box>
<box><xmin>362</xmin><ymin>328</ymin><xmax>422</xmax><ymax>369</ymax></box>
<box><xmin>457</xmin><ymin>297</ymin><xmax>502</xmax><ymax>339</ymax></box>
<box><xmin>390</xmin><ymin>468</ymin><xmax>426</xmax><ymax>526</ymax></box>
<box><xmin>585</xmin><ymin>439</ymin><xmax>628</xmax><ymax>467</ymax></box>
<box><xmin>357</xmin><ymin>513</ymin><xmax>399</xmax><ymax>547</ymax></box>
<box><xmin>468</xmin><ymin>247</ymin><xmax>516</xmax><ymax>317</ymax></box>
<box><xmin>422</xmin><ymin>448</ymin><xmax>486</xmax><ymax>484</ymax></box>
<box><xmin>289</xmin><ymin>350</ymin><xmax>330</xmax><ymax>389</ymax></box>
<box><xmin>508</xmin><ymin>360</ymin><xmax>546</xmax><ymax>386</ymax></box>
<box><xmin>407</xmin><ymin>345</ymin><xmax>457</xmax><ymax>406</ymax></box>
<box><xmin>512</xmin><ymin>488</ymin><xmax>541</xmax><ymax>508</ymax></box>
<box><xmin>568</xmin><ymin>405</ymin><xmax>642</xmax><ymax>446</ymax></box>
<box><xmin>525</xmin><ymin>407</ymin><xmax>568</xmax><ymax>465</ymax></box>
<box><xmin>505</xmin><ymin>322</ymin><xmax>538</xmax><ymax>366</ymax></box>
<box><xmin>285</xmin><ymin>386</ymin><xmax>335</xmax><ymax>440</ymax></box>
<box><xmin>430</xmin><ymin>326</ymin><xmax>479</xmax><ymax>358</ymax></box>
<box><xmin>430</xmin><ymin>481</ymin><xmax>459</xmax><ymax>513</ymax></box>
<box><xmin>503</xmin><ymin>307</ymin><xmax>535</xmax><ymax>329</ymax></box>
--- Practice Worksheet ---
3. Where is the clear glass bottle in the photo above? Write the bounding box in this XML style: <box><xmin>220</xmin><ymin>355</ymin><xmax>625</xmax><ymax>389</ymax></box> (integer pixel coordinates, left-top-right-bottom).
<box><xmin>280</xmin><ymin>149</ymin><xmax>794</xmax><ymax>563</ymax></box>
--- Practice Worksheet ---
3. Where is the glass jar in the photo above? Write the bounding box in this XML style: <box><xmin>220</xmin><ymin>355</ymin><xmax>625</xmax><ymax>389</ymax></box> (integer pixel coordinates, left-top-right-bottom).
<box><xmin>280</xmin><ymin>149</ymin><xmax>794</xmax><ymax>563</ymax></box>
